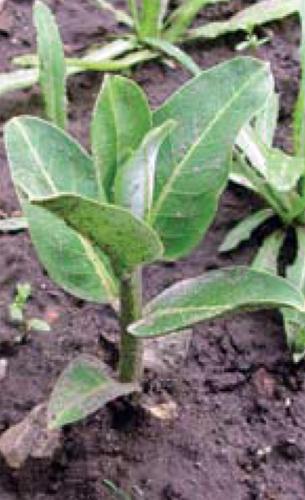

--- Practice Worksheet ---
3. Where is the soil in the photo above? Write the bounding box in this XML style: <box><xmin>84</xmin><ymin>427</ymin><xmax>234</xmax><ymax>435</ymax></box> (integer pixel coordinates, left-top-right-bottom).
<box><xmin>0</xmin><ymin>1</ymin><xmax>304</xmax><ymax>499</ymax></box>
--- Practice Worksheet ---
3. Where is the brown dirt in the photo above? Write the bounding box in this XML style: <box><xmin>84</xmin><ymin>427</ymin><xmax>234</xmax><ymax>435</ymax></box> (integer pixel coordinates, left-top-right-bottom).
<box><xmin>0</xmin><ymin>1</ymin><xmax>305</xmax><ymax>499</ymax></box>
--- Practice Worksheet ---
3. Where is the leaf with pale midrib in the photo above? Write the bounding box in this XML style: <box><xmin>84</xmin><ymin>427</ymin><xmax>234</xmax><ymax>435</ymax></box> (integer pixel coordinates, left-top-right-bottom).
<box><xmin>150</xmin><ymin>57</ymin><xmax>274</xmax><ymax>259</ymax></box>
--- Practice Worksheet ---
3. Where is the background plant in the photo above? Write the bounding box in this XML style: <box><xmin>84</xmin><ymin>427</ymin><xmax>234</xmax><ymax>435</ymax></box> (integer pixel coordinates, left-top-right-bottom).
<box><xmin>5</xmin><ymin>58</ymin><xmax>304</xmax><ymax>429</ymax></box>
<box><xmin>9</xmin><ymin>283</ymin><xmax>50</xmax><ymax>342</ymax></box>
<box><xmin>0</xmin><ymin>0</ymin><xmax>300</xmax><ymax>105</ymax></box>
<box><xmin>219</xmin><ymin>4</ymin><xmax>305</xmax><ymax>362</ymax></box>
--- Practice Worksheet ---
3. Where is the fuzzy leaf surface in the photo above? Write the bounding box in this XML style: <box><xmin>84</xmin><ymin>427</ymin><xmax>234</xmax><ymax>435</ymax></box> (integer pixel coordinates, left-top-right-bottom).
<box><xmin>33</xmin><ymin>194</ymin><xmax>164</xmax><ymax>273</ymax></box>
<box><xmin>150</xmin><ymin>57</ymin><xmax>274</xmax><ymax>259</ymax></box>
<box><xmin>115</xmin><ymin>120</ymin><xmax>176</xmax><ymax>219</ymax></box>
<box><xmin>129</xmin><ymin>267</ymin><xmax>304</xmax><ymax>338</ymax></box>
<box><xmin>5</xmin><ymin>117</ymin><xmax>118</xmax><ymax>304</ymax></box>
<box><xmin>48</xmin><ymin>355</ymin><xmax>139</xmax><ymax>429</ymax></box>
<box><xmin>91</xmin><ymin>75</ymin><xmax>152</xmax><ymax>199</ymax></box>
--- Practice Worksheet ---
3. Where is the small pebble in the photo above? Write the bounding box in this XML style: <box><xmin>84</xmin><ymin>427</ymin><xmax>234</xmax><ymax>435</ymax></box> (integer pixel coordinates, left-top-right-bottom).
<box><xmin>0</xmin><ymin>359</ymin><xmax>8</xmax><ymax>381</ymax></box>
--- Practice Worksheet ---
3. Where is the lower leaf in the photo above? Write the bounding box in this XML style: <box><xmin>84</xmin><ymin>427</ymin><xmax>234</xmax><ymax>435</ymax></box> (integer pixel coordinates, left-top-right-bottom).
<box><xmin>48</xmin><ymin>355</ymin><xmax>139</xmax><ymax>429</ymax></box>
<box><xmin>129</xmin><ymin>267</ymin><xmax>305</xmax><ymax>338</ymax></box>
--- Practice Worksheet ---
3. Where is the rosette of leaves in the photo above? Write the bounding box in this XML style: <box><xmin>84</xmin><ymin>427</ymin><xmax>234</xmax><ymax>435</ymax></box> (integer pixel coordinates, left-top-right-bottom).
<box><xmin>5</xmin><ymin>58</ymin><xmax>305</xmax><ymax>429</ymax></box>
<box><xmin>220</xmin><ymin>5</ymin><xmax>305</xmax><ymax>362</ymax></box>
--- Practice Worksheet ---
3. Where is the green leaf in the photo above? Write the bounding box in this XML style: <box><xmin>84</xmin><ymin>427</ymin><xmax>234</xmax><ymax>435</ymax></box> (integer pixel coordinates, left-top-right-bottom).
<box><xmin>0</xmin><ymin>217</ymin><xmax>28</xmax><ymax>232</ymax></box>
<box><xmin>219</xmin><ymin>208</ymin><xmax>273</xmax><ymax>253</ymax></box>
<box><xmin>5</xmin><ymin>117</ymin><xmax>118</xmax><ymax>304</ymax></box>
<box><xmin>129</xmin><ymin>267</ymin><xmax>305</xmax><ymax>338</ymax></box>
<box><xmin>187</xmin><ymin>0</ymin><xmax>299</xmax><ymax>41</ymax></box>
<box><xmin>91</xmin><ymin>75</ymin><xmax>152</xmax><ymax>199</ymax></box>
<box><xmin>48</xmin><ymin>355</ymin><xmax>139</xmax><ymax>429</ymax></box>
<box><xmin>282</xmin><ymin>227</ymin><xmax>305</xmax><ymax>362</ymax></box>
<box><xmin>255</xmin><ymin>91</ymin><xmax>279</xmax><ymax>147</ymax></box>
<box><xmin>143</xmin><ymin>37</ymin><xmax>201</xmax><ymax>75</ymax></box>
<box><xmin>150</xmin><ymin>57</ymin><xmax>274</xmax><ymax>259</ymax></box>
<box><xmin>34</xmin><ymin>1</ymin><xmax>67</xmax><ymax>129</ymax></box>
<box><xmin>114</xmin><ymin>120</ymin><xmax>176</xmax><ymax>219</ymax></box>
<box><xmin>92</xmin><ymin>0</ymin><xmax>133</xmax><ymax>27</ymax></box>
<box><xmin>237</xmin><ymin>127</ymin><xmax>305</xmax><ymax>192</ymax></box>
<box><xmin>252</xmin><ymin>230</ymin><xmax>285</xmax><ymax>273</ymax></box>
<box><xmin>263</xmin><ymin>147</ymin><xmax>305</xmax><ymax>192</ymax></box>
<box><xmin>294</xmin><ymin>0</ymin><xmax>305</xmax><ymax>157</ymax></box>
<box><xmin>0</xmin><ymin>68</ymin><xmax>38</xmax><ymax>97</ymax></box>
<box><xmin>166</xmin><ymin>0</ymin><xmax>230</xmax><ymax>42</ymax></box>
<box><xmin>139</xmin><ymin>0</ymin><xmax>169</xmax><ymax>37</ymax></box>
<box><xmin>32</xmin><ymin>194</ymin><xmax>164</xmax><ymax>273</ymax></box>
<box><xmin>25</xmin><ymin>203</ymin><xmax>118</xmax><ymax>304</ymax></box>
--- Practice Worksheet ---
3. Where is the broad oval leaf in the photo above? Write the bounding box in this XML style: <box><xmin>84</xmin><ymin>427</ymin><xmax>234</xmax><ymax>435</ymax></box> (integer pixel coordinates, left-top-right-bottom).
<box><xmin>34</xmin><ymin>0</ymin><xmax>67</xmax><ymax>129</ymax></box>
<box><xmin>150</xmin><ymin>57</ymin><xmax>274</xmax><ymax>259</ymax></box>
<box><xmin>5</xmin><ymin>116</ymin><xmax>103</xmax><ymax>200</ymax></box>
<box><xmin>25</xmin><ymin>203</ymin><xmax>118</xmax><ymax>304</ymax></box>
<box><xmin>219</xmin><ymin>208</ymin><xmax>274</xmax><ymax>253</ymax></box>
<box><xmin>91</xmin><ymin>75</ymin><xmax>152</xmax><ymax>199</ymax></box>
<box><xmin>33</xmin><ymin>194</ymin><xmax>164</xmax><ymax>273</ymax></box>
<box><xmin>48</xmin><ymin>355</ymin><xmax>139</xmax><ymax>429</ymax></box>
<box><xmin>5</xmin><ymin>117</ymin><xmax>118</xmax><ymax>304</ymax></box>
<box><xmin>114</xmin><ymin>120</ymin><xmax>176</xmax><ymax>219</ymax></box>
<box><xmin>129</xmin><ymin>267</ymin><xmax>305</xmax><ymax>338</ymax></box>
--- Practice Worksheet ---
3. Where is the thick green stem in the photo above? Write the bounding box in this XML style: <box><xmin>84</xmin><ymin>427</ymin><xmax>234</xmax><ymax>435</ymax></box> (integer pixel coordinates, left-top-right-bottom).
<box><xmin>119</xmin><ymin>269</ymin><xmax>143</xmax><ymax>383</ymax></box>
<box><xmin>165</xmin><ymin>0</ymin><xmax>209</xmax><ymax>42</ymax></box>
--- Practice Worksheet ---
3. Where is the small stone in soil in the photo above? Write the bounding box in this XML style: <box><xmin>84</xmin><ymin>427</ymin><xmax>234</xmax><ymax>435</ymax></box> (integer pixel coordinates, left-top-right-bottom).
<box><xmin>0</xmin><ymin>359</ymin><xmax>8</xmax><ymax>380</ymax></box>
<box><xmin>0</xmin><ymin>403</ymin><xmax>61</xmax><ymax>469</ymax></box>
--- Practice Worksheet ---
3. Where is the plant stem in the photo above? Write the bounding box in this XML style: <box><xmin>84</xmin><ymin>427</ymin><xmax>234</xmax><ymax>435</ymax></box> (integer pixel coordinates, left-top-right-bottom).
<box><xmin>119</xmin><ymin>269</ymin><xmax>143</xmax><ymax>383</ymax></box>
<box><xmin>165</xmin><ymin>0</ymin><xmax>210</xmax><ymax>42</ymax></box>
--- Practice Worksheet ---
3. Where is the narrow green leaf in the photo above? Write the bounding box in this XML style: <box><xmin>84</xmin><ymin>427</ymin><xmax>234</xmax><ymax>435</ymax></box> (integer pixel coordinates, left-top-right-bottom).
<box><xmin>237</xmin><ymin>127</ymin><xmax>305</xmax><ymax>192</ymax></box>
<box><xmin>151</xmin><ymin>57</ymin><xmax>274</xmax><ymax>259</ymax></box>
<box><xmin>294</xmin><ymin>0</ymin><xmax>305</xmax><ymax>156</ymax></box>
<box><xmin>252</xmin><ymin>230</ymin><xmax>284</xmax><ymax>273</ymax></box>
<box><xmin>91</xmin><ymin>75</ymin><xmax>152</xmax><ymax>199</ymax></box>
<box><xmin>282</xmin><ymin>227</ymin><xmax>305</xmax><ymax>362</ymax></box>
<box><xmin>166</xmin><ymin>0</ymin><xmax>230</xmax><ymax>42</ymax></box>
<box><xmin>5</xmin><ymin>117</ymin><xmax>118</xmax><ymax>304</ymax></box>
<box><xmin>139</xmin><ymin>0</ymin><xmax>169</xmax><ymax>37</ymax></box>
<box><xmin>187</xmin><ymin>0</ymin><xmax>299</xmax><ymax>41</ymax></box>
<box><xmin>219</xmin><ymin>208</ymin><xmax>273</xmax><ymax>253</ymax></box>
<box><xmin>286</xmin><ymin>226</ymin><xmax>305</xmax><ymax>291</ymax></box>
<box><xmin>48</xmin><ymin>355</ymin><xmax>139</xmax><ymax>429</ymax></box>
<box><xmin>0</xmin><ymin>68</ymin><xmax>38</xmax><ymax>97</ymax></box>
<box><xmin>0</xmin><ymin>217</ymin><xmax>28</xmax><ymax>232</ymax></box>
<box><xmin>143</xmin><ymin>37</ymin><xmax>200</xmax><ymax>75</ymax></box>
<box><xmin>34</xmin><ymin>1</ymin><xmax>67</xmax><ymax>129</ymax></box>
<box><xmin>255</xmin><ymin>91</ymin><xmax>279</xmax><ymax>147</ymax></box>
<box><xmin>114</xmin><ymin>120</ymin><xmax>176</xmax><ymax>219</ymax></box>
<box><xmin>91</xmin><ymin>0</ymin><xmax>133</xmax><ymax>26</ymax></box>
<box><xmin>32</xmin><ymin>194</ymin><xmax>164</xmax><ymax>273</ymax></box>
<box><xmin>129</xmin><ymin>267</ymin><xmax>305</xmax><ymax>338</ymax></box>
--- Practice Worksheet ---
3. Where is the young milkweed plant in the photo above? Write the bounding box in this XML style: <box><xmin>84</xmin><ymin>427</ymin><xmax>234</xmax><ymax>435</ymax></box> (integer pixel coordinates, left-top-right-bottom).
<box><xmin>5</xmin><ymin>58</ymin><xmax>305</xmax><ymax>430</ymax></box>
<box><xmin>220</xmin><ymin>4</ymin><xmax>305</xmax><ymax>363</ymax></box>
